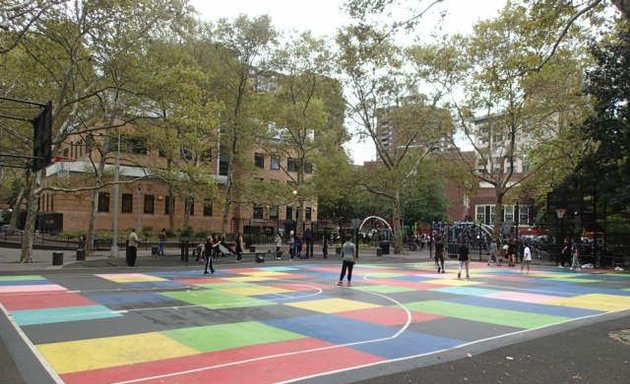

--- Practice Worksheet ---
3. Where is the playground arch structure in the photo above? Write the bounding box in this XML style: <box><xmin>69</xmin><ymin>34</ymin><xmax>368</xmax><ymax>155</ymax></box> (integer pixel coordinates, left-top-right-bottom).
<box><xmin>433</xmin><ymin>221</ymin><xmax>495</xmax><ymax>258</ymax></box>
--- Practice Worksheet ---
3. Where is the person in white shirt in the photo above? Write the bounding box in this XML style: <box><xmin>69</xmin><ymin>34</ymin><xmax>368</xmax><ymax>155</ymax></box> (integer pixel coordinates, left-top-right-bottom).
<box><xmin>521</xmin><ymin>244</ymin><xmax>532</xmax><ymax>274</ymax></box>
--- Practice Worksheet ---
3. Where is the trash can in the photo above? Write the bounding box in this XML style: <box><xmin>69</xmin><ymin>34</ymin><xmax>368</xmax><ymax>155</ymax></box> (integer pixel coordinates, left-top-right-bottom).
<box><xmin>52</xmin><ymin>252</ymin><xmax>64</xmax><ymax>266</ymax></box>
<box><xmin>249</xmin><ymin>245</ymin><xmax>256</xmax><ymax>252</ymax></box>
<box><xmin>76</xmin><ymin>248</ymin><xmax>85</xmax><ymax>261</ymax></box>
<box><xmin>379</xmin><ymin>241</ymin><xmax>390</xmax><ymax>255</ymax></box>
<box><xmin>376</xmin><ymin>247</ymin><xmax>383</xmax><ymax>256</ymax></box>
<box><xmin>151</xmin><ymin>245</ymin><xmax>159</xmax><ymax>255</ymax></box>
<box><xmin>335</xmin><ymin>247</ymin><xmax>342</xmax><ymax>256</ymax></box>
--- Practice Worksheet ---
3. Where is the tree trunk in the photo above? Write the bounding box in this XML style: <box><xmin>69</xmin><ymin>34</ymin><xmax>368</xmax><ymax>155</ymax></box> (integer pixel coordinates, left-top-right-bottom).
<box><xmin>20</xmin><ymin>171</ymin><xmax>40</xmax><ymax>263</ymax></box>
<box><xmin>391</xmin><ymin>190</ymin><xmax>404</xmax><ymax>254</ymax></box>
<box><xmin>493</xmin><ymin>188</ymin><xmax>505</xmax><ymax>242</ymax></box>
<box><xmin>9</xmin><ymin>186</ymin><xmax>24</xmax><ymax>230</ymax></box>
<box><xmin>85</xmin><ymin>157</ymin><xmax>106</xmax><ymax>257</ymax></box>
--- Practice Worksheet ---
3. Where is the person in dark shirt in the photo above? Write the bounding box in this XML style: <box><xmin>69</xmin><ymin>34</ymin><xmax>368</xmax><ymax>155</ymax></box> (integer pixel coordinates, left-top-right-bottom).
<box><xmin>457</xmin><ymin>241</ymin><xmax>470</xmax><ymax>279</ymax></box>
<box><xmin>434</xmin><ymin>235</ymin><xmax>445</xmax><ymax>273</ymax></box>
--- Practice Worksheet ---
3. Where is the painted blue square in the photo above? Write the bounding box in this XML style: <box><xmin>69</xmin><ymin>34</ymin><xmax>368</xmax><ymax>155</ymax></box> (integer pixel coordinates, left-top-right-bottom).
<box><xmin>449</xmin><ymin>296</ymin><xmax>602</xmax><ymax>318</ymax></box>
<box><xmin>433</xmin><ymin>286</ymin><xmax>500</xmax><ymax>296</ymax></box>
<box><xmin>86</xmin><ymin>292</ymin><xmax>176</xmax><ymax>306</ymax></box>
<box><xmin>126</xmin><ymin>281</ymin><xmax>184</xmax><ymax>289</ymax></box>
<box><xmin>393</xmin><ymin>275</ymin><xmax>435</xmax><ymax>282</ymax></box>
<box><xmin>351</xmin><ymin>331</ymin><xmax>464</xmax><ymax>359</ymax></box>
<box><xmin>263</xmin><ymin>314</ymin><xmax>396</xmax><ymax>344</ymax></box>
<box><xmin>12</xmin><ymin>305</ymin><xmax>121</xmax><ymax>326</ymax></box>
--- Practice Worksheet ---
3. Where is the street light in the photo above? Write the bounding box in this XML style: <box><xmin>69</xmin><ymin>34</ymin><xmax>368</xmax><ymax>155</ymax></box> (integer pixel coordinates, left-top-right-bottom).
<box><xmin>111</xmin><ymin>131</ymin><xmax>121</xmax><ymax>258</ymax></box>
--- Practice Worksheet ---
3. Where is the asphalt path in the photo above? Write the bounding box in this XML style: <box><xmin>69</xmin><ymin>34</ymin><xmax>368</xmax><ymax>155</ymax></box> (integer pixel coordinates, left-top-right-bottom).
<box><xmin>1</xmin><ymin>247</ymin><xmax>628</xmax><ymax>384</ymax></box>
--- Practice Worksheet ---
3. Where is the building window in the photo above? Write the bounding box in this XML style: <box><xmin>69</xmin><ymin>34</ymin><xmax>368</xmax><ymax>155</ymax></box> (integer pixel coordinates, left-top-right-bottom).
<box><xmin>254</xmin><ymin>153</ymin><xmax>265</xmax><ymax>168</ymax></box>
<box><xmin>203</xmin><ymin>199</ymin><xmax>213</xmax><ymax>216</ymax></box>
<box><xmin>144</xmin><ymin>195</ymin><xmax>154</xmax><ymax>214</ymax></box>
<box><xmin>287</xmin><ymin>158</ymin><xmax>297</xmax><ymax>172</ymax></box>
<box><xmin>271</xmin><ymin>155</ymin><xmax>280</xmax><ymax>170</ymax></box>
<box><xmin>269</xmin><ymin>206</ymin><xmax>279</xmax><ymax>220</ymax></box>
<box><xmin>98</xmin><ymin>192</ymin><xmax>110</xmax><ymax>213</ymax></box>
<box><xmin>253</xmin><ymin>205</ymin><xmax>264</xmax><ymax>220</ymax></box>
<box><xmin>304</xmin><ymin>162</ymin><xmax>313</xmax><ymax>174</ymax></box>
<box><xmin>122</xmin><ymin>193</ymin><xmax>133</xmax><ymax>213</ymax></box>
<box><xmin>126</xmin><ymin>137</ymin><xmax>147</xmax><ymax>154</ymax></box>
<box><xmin>518</xmin><ymin>204</ymin><xmax>530</xmax><ymax>225</ymax></box>
<box><xmin>186</xmin><ymin>197</ymin><xmax>194</xmax><ymax>216</ymax></box>
<box><xmin>476</xmin><ymin>205</ymin><xmax>485</xmax><ymax>223</ymax></box>
<box><xmin>504</xmin><ymin>205</ymin><xmax>514</xmax><ymax>221</ymax></box>
<box><xmin>219</xmin><ymin>150</ymin><xmax>229</xmax><ymax>176</ymax></box>
<box><xmin>165</xmin><ymin>196</ymin><xmax>174</xmax><ymax>215</ymax></box>
<box><xmin>286</xmin><ymin>206</ymin><xmax>293</xmax><ymax>221</ymax></box>
<box><xmin>180</xmin><ymin>147</ymin><xmax>193</xmax><ymax>161</ymax></box>
<box><xmin>305</xmin><ymin>207</ymin><xmax>312</xmax><ymax>221</ymax></box>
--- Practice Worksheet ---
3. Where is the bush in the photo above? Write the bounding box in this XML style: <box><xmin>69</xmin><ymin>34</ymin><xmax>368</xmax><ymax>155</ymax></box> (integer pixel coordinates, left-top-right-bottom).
<box><xmin>180</xmin><ymin>225</ymin><xmax>194</xmax><ymax>238</ymax></box>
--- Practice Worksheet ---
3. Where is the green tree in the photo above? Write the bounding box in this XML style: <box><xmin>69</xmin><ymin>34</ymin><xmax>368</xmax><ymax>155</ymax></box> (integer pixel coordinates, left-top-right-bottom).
<box><xmin>0</xmin><ymin>0</ymin><xmax>195</xmax><ymax>262</ymax></box>
<box><xmin>208</xmin><ymin>15</ymin><xmax>278</xmax><ymax>236</ymax></box>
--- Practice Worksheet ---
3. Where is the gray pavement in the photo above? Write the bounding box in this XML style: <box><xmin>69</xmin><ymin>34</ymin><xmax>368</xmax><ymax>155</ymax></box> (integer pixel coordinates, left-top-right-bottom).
<box><xmin>1</xmin><ymin>245</ymin><xmax>628</xmax><ymax>384</ymax></box>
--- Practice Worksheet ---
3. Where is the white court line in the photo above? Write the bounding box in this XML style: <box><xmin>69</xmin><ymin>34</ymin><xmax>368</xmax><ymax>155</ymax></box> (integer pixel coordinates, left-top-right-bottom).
<box><xmin>0</xmin><ymin>303</ymin><xmax>65</xmax><ymax>384</ymax></box>
<box><xmin>110</xmin><ymin>280</ymin><xmax>413</xmax><ymax>384</ymax></box>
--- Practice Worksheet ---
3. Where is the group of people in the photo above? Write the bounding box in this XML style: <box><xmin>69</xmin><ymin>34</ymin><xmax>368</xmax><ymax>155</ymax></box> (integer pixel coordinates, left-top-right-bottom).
<box><xmin>287</xmin><ymin>228</ymin><xmax>316</xmax><ymax>259</ymax></box>
<box><xmin>559</xmin><ymin>238</ymin><xmax>581</xmax><ymax>271</ymax></box>
<box><xmin>432</xmin><ymin>235</ymin><xmax>534</xmax><ymax>279</ymax></box>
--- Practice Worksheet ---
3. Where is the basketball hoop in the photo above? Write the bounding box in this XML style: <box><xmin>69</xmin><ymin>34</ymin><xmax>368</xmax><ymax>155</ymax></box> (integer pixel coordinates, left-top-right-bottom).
<box><xmin>555</xmin><ymin>208</ymin><xmax>567</xmax><ymax>219</ymax></box>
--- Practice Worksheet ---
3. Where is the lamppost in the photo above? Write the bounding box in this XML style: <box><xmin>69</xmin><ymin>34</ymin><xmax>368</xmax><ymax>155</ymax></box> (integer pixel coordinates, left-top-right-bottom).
<box><xmin>111</xmin><ymin>131</ymin><xmax>121</xmax><ymax>258</ymax></box>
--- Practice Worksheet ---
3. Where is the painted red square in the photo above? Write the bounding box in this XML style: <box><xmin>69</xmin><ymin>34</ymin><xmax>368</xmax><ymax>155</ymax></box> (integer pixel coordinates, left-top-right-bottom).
<box><xmin>61</xmin><ymin>337</ymin><xmax>383</xmax><ymax>384</ymax></box>
<box><xmin>337</xmin><ymin>306</ymin><xmax>444</xmax><ymax>326</ymax></box>
<box><xmin>0</xmin><ymin>291</ymin><xmax>95</xmax><ymax>311</ymax></box>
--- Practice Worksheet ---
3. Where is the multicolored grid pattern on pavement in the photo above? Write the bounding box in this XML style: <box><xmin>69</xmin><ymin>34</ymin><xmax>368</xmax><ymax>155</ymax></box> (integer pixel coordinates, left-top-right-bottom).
<box><xmin>1</xmin><ymin>262</ymin><xmax>629</xmax><ymax>384</ymax></box>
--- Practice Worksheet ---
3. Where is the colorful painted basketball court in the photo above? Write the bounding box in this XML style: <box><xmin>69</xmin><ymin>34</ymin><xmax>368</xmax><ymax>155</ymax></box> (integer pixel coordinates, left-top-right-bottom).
<box><xmin>1</xmin><ymin>262</ymin><xmax>629</xmax><ymax>384</ymax></box>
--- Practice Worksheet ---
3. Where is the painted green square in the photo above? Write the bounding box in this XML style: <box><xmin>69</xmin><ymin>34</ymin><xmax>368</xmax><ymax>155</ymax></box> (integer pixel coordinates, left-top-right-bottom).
<box><xmin>363</xmin><ymin>272</ymin><xmax>405</xmax><ymax>278</ymax></box>
<box><xmin>163</xmin><ymin>321</ymin><xmax>305</xmax><ymax>352</ymax></box>
<box><xmin>406</xmin><ymin>300</ymin><xmax>569</xmax><ymax>329</ymax></box>
<box><xmin>0</xmin><ymin>275</ymin><xmax>46</xmax><ymax>281</ymax></box>
<box><xmin>545</xmin><ymin>277</ymin><xmax>599</xmax><ymax>284</ymax></box>
<box><xmin>161</xmin><ymin>289</ymin><xmax>272</xmax><ymax>309</ymax></box>
<box><xmin>354</xmin><ymin>284</ymin><xmax>416</xmax><ymax>293</ymax></box>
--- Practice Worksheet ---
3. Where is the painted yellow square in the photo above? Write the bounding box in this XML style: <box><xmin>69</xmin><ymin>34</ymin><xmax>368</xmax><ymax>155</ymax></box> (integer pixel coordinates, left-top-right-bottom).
<box><xmin>228</xmin><ymin>286</ymin><xmax>290</xmax><ymax>296</ymax></box>
<box><xmin>428</xmin><ymin>279</ymin><xmax>482</xmax><ymax>287</ymax></box>
<box><xmin>548</xmin><ymin>294</ymin><xmax>630</xmax><ymax>312</ymax></box>
<box><xmin>241</xmin><ymin>271</ymin><xmax>290</xmax><ymax>277</ymax></box>
<box><xmin>96</xmin><ymin>273</ymin><xmax>168</xmax><ymax>283</ymax></box>
<box><xmin>286</xmin><ymin>298</ymin><xmax>379</xmax><ymax>313</ymax></box>
<box><xmin>37</xmin><ymin>333</ymin><xmax>198</xmax><ymax>374</ymax></box>
<box><xmin>223</xmin><ymin>276</ymin><xmax>276</xmax><ymax>283</ymax></box>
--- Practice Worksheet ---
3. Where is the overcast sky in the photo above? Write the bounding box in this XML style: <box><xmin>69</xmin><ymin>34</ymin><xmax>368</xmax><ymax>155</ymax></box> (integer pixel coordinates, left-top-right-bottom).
<box><xmin>188</xmin><ymin>0</ymin><xmax>507</xmax><ymax>164</ymax></box>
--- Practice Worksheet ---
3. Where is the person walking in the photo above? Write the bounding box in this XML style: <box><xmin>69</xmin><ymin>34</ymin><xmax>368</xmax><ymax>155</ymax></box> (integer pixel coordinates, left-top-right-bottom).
<box><xmin>274</xmin><ymin>233</ymin><xmax>282</xmax><ymax>259</ymax></box>
<box><xmin>337</xmin><ymin>234</ymin><xmax>357</xmax><ymax>286</ymax></box>
<box><xmin>570</xmin><ymin>238</ymin><xmax>581</xmax><ymax>271</ymax></box>
<box><xmin>521</xmin><ymin>243</ymin><xmax>532</xmax><ymax>274</ymax></box>
<box><xmin>235</xmin><ymin>232</ymin><xmax>244</xmax><ymax>262</ymax></box>
<box><xmin>488</xmin><ymin>239</ymin><xmax>498</xmax><ymax>266</ymax></box>
<box><xmin>203</xmin><ymin>236</ymin><xmax>215</xmax><ymax>275</ymax></box>
<box><xmin>288</xmin><ymin>231</ymin><xmax>295</xmax><ymax>259</ymax></box>
<box><xmin>560</xmin><ymin>239</ymin><xmax>570</xmax><ymax>267</ymax></box>
<box><xmin>126</xmin><ymin>228</ymin><xmax>139</xmax><ymax>267</ymax></box>
<box><xmin>434</xmin><ymin>235</ymin><xmax>445</xmax><ymax>273</ymax></box>
<box><xmin>158</xmin><ymin>228</ymin><xmax>167</xmax><ymax>256</ymax></box>
<box><xmin>457</xmin><ymin>241</ymin><xmax>470</xmax><ymax>279</ymax></box>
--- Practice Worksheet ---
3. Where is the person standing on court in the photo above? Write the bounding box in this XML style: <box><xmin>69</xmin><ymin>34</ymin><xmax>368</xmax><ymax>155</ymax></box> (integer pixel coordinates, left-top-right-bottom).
<box><xmin>434</xmin><ymin>235</ymin><xmax>445</xmax><ymax>273</ymax></box>
<box><xmin>274</xmin><ymin>233</ymin><xmax>282</xmax><ymax>259</ymax></box>
<box><xmin>521</xmin><ymin>242</ymin><xmax>532</xmax><ymax>274</ymax></box>
<box><xmin>337</xmin><ymin>234</ymin><xmax>357</xmax><ymax>286</ymax></box>
<box><xmin>235</xmin><ymin>232</ymin><xmax>244</xmax><ymax>262</ymax></box>
<box><xmin>457</xmin><ymin>240</ymin><xmax>470</xmax><ymax>279</ymax></box>
<box><xmin>126</xmin><ymin>228</ymin><xmax>139</xmax><ymax>266</ymax></box>
<box><xmin>203</xmin><ymin>236</ymin><xmax>215</xmax><ymax>274</ymax></box>
<box><xmin>158</xmin><ymin>228</ymin><xmax>167</xmax><ymax>256</ymax></box>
